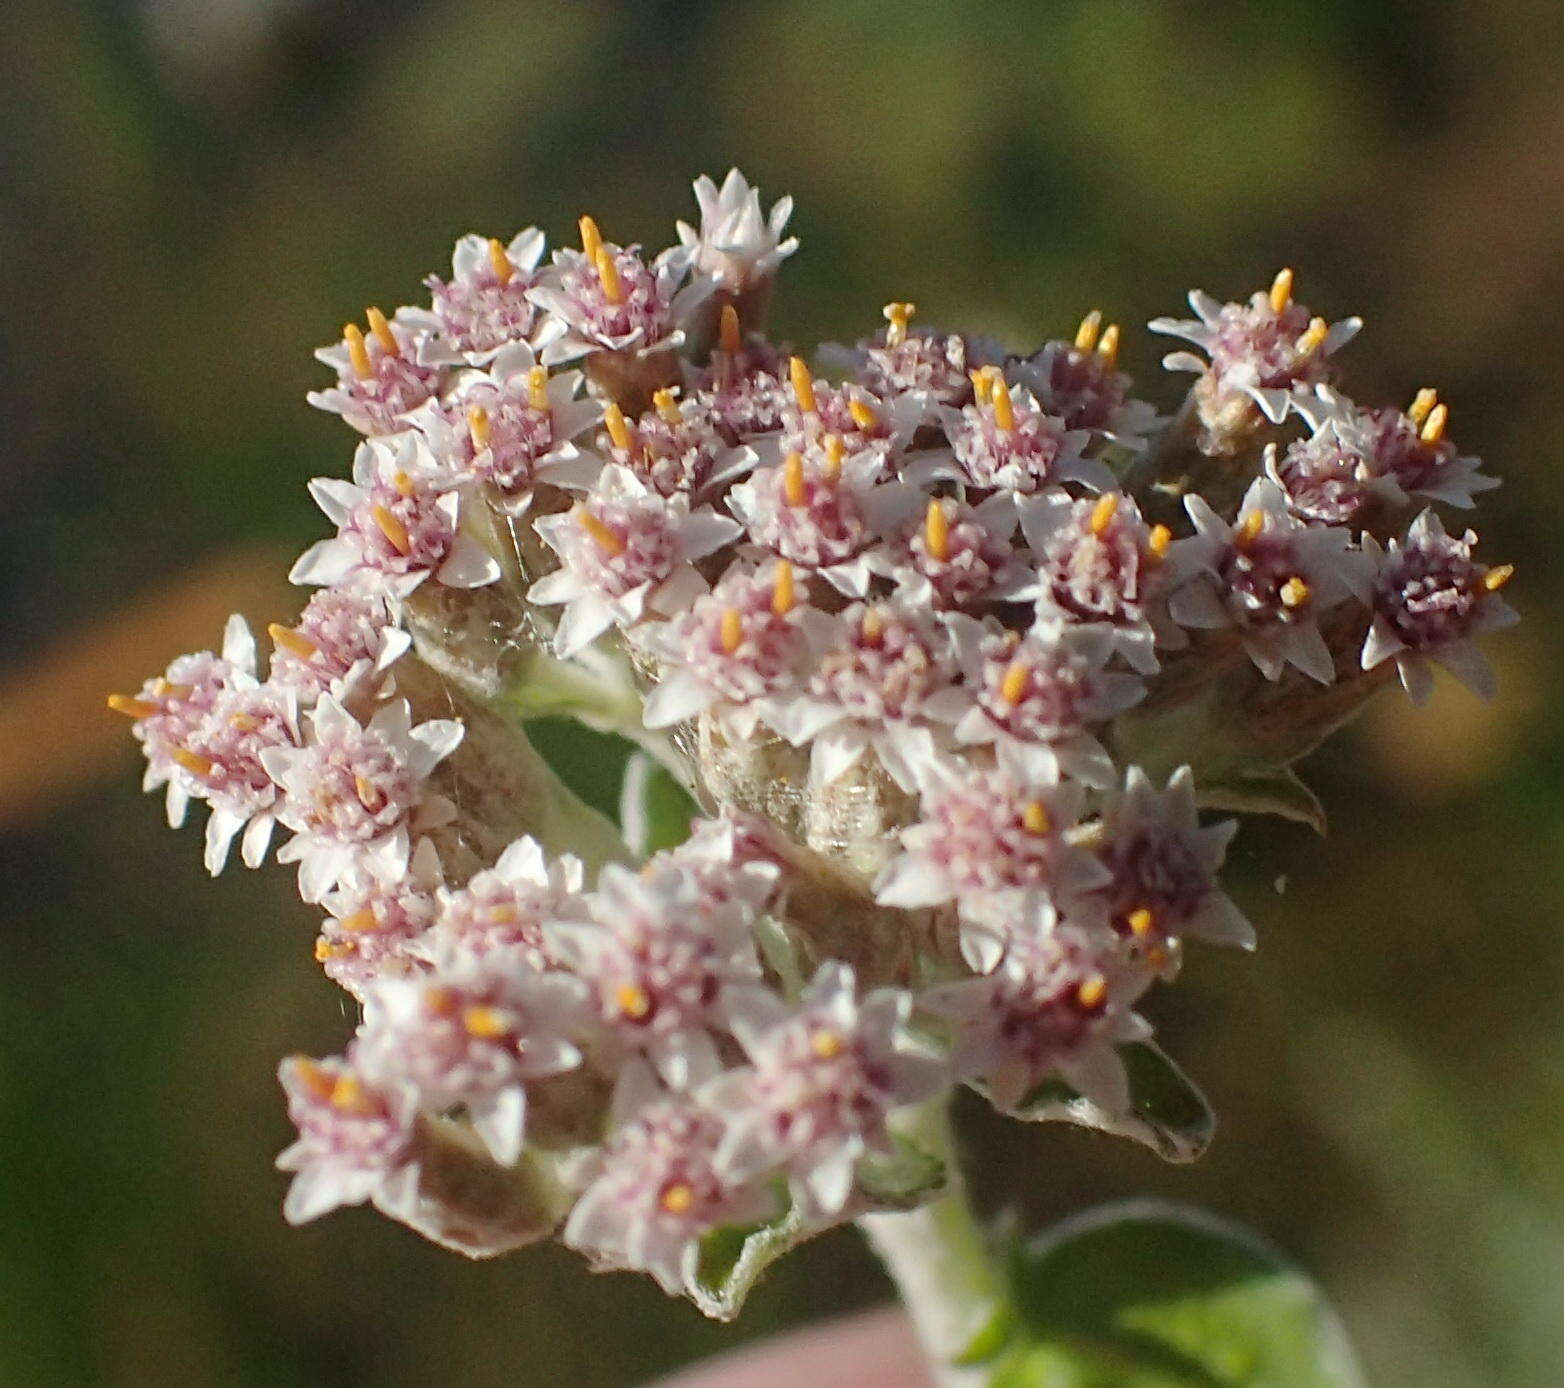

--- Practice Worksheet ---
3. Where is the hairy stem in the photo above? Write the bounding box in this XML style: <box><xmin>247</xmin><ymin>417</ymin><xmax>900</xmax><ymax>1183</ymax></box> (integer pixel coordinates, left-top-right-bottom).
<box><xmin>857</xmin><ymin>1100</ymin><xmax>1010</xmax><ymax>1387</ymax></box>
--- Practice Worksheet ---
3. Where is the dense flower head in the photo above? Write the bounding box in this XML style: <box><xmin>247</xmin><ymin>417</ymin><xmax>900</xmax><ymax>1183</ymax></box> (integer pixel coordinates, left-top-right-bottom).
<box><xmin>114</xmin><ymin>170</ymin><xmax>1517</xmax><ymax>1312</ymax></box>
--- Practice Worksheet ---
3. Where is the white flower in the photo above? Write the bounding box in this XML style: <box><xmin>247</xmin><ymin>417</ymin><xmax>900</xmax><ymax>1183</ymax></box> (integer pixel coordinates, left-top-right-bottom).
<box><xmin>1092</xmin><ymin>766</ymin><xmax>1252</xmax><ymax>961</ymax></box>
<box><xmin>261</xmin><ymin>695</ymin><xmax>463</xmax><ymax>902</ymax></box>
<box><xmin>316</xmin><ymin>836</ymin><xmax>444</xmax><ymax>997</ymax></box>
<box><xmin>675</xmin><ymin>169</ymin><xmax>798</xmax><ymax>295</ymax></box>
<box><xmin>1169</xmin><ymin>477</ymin><xmax>1374</xmax><ymax>684</ymax></box>
<box><xmin>714</xmin><ymin>963</ymin><xmax>946</xmax><ymax>1217</ymax></box>
<box><xmin>276</xmin><ymin>1054</ymin><xmax>422</xmax><ymax>1225</ymax></box>
<box><xmin>923</xmin><ymin>376</ymin><xmax>1111</xmax><ymax>495</ymax></box>
<box><xmin>563</xmin><ymin>1063</ymin><xmax>777</xmax><ymax>1295</ymax></box>
<box><xmin>419</xmin><ymin>835</ymin><xmax>584</xmax><ymax>971</ymax></box>
<box><xmin>1012</xmin><ymin>326</ymin><xmax>1161</xmax><ymax>450</ymax></box>
<box><xmin>949</xmin><ymin>615</ymin><xmax>1144</xmax><ymax>785</ymax></box>
<box><xmin>1149</xmin><ymin>273</ymin><xmax>1360</xmax><ymax>424</ymax></box>
<box><xmin>549</xmin><ymin>859</ymin><xmax>762</xmax><ymax>1089</ymax></box>
<box><xmin>290</xmin><ymin>434</ymin><xmax>503</xmax><ymax>597</ymax></box>
<box><xmin>530</xmin><ymin>464</ymin><xmax>742</xmax><ymax>656</ymax></box>
<box><xmin>1360</xmin><ymin>509</ymin><xmax>1518</xmax><ymax>703</ymax></box>
<box><xmin>418</xmin><ymin>228</ymin><xmax>548</xmax><ymax>366</ymax></box>
<box><xmin>355</xmin><ymin>949</ymin><xmax>587</xmax><ymax>1166</ymax></box>
<box><xmin>923</xmin><ymin>914</ymin><xmax>1150</xmax><ymax>1115</ymax></box>
<box><xmin>307</xmin><ymin>309</ymin><xmax>445</xmax><ymax>435</ymax></box>
<box><xmin>770</xmin><ymin>598</ymin><xmax>969</xmax><ymax>792</ymax></box>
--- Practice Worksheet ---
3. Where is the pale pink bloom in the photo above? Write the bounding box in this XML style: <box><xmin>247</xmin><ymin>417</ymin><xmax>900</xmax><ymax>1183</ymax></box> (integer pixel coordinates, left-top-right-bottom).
<box><xmin>930</xmin><ymin>381</ymin><xmax>1111</xmax><ymax>495</ymax></box>
<box><xmin>276</xmin><ymin>1053</ymin><xmax>422</xmax><ymax>1225</ymax></box>
<box><xmin>675</xmin><ymin>169</ymin><xmax>798</xmax><ymax>296</ymax></box>
<box><xmin>822</xmin><ymin>326</ymin><xmax>1000</xmax><ymax>408</ymax></box>
<box><xmin>420</xmin><ymin>835</ymin><xmax>584</xmax><ymax>971</ymax></box>
<box><xmin>266</xmin><ymin>584</ymin><xmax>411</xmax><ymax>704</ymax></box>
<box><xmin>685</xmin><ymin>343</ymin><xmax>789</xmax><ymax>442</ymax></box>
<box><xmin>418</xmin><ymin>228</ymin><xmax>548</xmax><ymax>365</ymax></box>
<box><xmin>530</xmin><ymin>465</ymin><xmax>742</xmax><ymax>657</ymax></box>
<box><xmin>1169</xmin><ymin>478</ymin><xmax>1374</xmax><ymax>684</ymax></box>
<box><xmin>923</xmin><ymin>915</ymin><xmax>1150</xmax><ymax>1115</ymax></box>
<box><xmin>725</xmin><ymin>444</ymin><xmax>921</xmax><ymax>597</ymax></box>
<box><xmin>590</xmin><ymin>391</ymin><xmax>758</xmax><ymax>501</ymax></box>
<box><xmin>715</xmin><ymin>964</ymin><xmax>945</xmax><ymax>1217</ymax></box>
<box><xmin>291</xmin><ymin>435</ymin><xmax>503</xmax><ymax>597</ymax></box>
<box><xmin>949</xmin><ymin>615</ymin><xmax>1144</xmax><ymax>785</ymax></box>
<box><xmin>1151</xmin><ymin>283</ymin><xmax>1360</xmax><ymax>424</ymax></box>
<box><xmin>355</xmin><ymin>950</ymin><xmax>587</xmax><ymax>1166</ymax></box>
<box><xmin>1361</xmin><ymin>510</ymin><xmax>1518</xmax><ymax>703</ymax></box>
<box><xmin>1012</xmin><ymin>338</ymin><xmax>1160</xmax><ymax>449</ymax></box>
<box><xmin>564</xmin><ymin>1063</ymin><xmax>777</xmax><ymax>1295</ymax></box>
<box><xmin>551</xmin><ymin>859</ymin><xmax>762</xmax><ymax>1089</ymax></box>
<box><xmin>771</xmin><ymin>598</ymin><xmax>970</xmax><ymax>792</ymax></box>
<box><xmin>308</xmin><ymin>311</ymin><xmax>445</xmax><ymax>435</ymax></box>
<box><xmin>317</xmin><ymin>836</ymin><xmax>444</xmax><ymax>997</ymax></box>
<box><xmin>261</xmin><ymin>696</ymin><xmax>463</xmax><ymax>902</ymax></box>
<box><xmin>867</xmin><ymin>493</ymin><xmax>1030</xmax><ymax>611</ymax></box>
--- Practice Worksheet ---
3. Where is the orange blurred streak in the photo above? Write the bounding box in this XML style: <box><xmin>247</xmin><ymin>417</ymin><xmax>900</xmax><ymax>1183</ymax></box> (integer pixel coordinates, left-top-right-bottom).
<box><xmin>0</xmin><ymin>547</ymin><xmax>294</xmax><ymax>829</ymax></box>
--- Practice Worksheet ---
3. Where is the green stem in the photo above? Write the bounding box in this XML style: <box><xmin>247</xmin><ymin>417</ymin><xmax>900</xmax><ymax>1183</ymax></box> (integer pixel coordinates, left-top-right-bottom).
<box><xmin>856</xmin><ymin>1099</ymin><xmax>1011</xmax><ymax>1387</ymax></box>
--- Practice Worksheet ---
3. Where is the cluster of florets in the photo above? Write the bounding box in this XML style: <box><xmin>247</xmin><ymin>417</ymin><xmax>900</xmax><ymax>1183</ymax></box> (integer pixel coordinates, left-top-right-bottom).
<box><xmin>115</xmin><ymin>171</ymin><xmax>1516</xmax><ymax>1313</ymax></box>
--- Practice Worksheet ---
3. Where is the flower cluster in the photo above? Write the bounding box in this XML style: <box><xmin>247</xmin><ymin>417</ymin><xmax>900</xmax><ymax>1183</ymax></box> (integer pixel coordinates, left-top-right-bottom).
<box><xmin>114</xmin><ymin>173</ymin><xmax>1515</xmax><ymax>1313</ymax></box>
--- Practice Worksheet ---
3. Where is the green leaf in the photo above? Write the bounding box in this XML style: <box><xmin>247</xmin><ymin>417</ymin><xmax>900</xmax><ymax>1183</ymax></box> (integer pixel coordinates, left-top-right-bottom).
<box><xmin>689</xmin><ymin>1189</ymin><xmax>804</xmax><ymax>1322</ymax></box>
<box><xmin>618</xmin><ymin>752</ymin><xmax>698</xmax><ymax>856</ymax></box>
<box><xmin>1009</xmin><ymin>1042</ymin><xmax>1216</xmax><ymax>1164</ymax></box>
<box><xmin>991</xmin><ymin>1202</ymin><xmax>1365</xmax><ymax>1387</ymax></box>
<box><xmin>855</xmin><ymin>1134</ymin><xmax>948</xmax><ymax>1210</ymax></box>
<box><xmin>1195</xmin><ymin>768</ymin><xmax>1326</xmax><ymax>835</ymax></box>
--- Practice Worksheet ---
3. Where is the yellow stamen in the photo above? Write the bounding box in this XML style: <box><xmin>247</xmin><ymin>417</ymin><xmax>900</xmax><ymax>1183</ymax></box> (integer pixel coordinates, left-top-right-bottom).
<box><xmin>354</xmin><ymin>775</ymin><xmax>384</xmax><ymax>811</ymax></box>
<box><xmin>771</xmin><ymin>560</ymin><xmax>796</xmax><ymax>616</ymax></box>
<box><xmin>788</xmin><ymin>356</ymin><xmax>817</xmax><ymax>415</ymax></box>
<box><xmin>861</xmin><ymin>606</ymin><xmax>885</xmax><ymax>642</ymax></box>
<box><xmin>487</xmin><ymin>904</ymin><xmax>518</xmax><ymax>924</ymax></box>
<box><xmin>578</xmin><ymin>214</ymin><xmax>603</xmax><ymax>262</ymax></box>
<box><xmin>1089</xmin><ymin>493</ymin><xmax>1119</xmax><ymax>536</ymax></box>
<box><xmin>810</xmin><ymin>1029</ymin><xmax>844</xmax><ymax>1060</ymax></box>
<box><xmin>989</xmin><ymin>375</ymin><xmax>1016</xmax><ymax>432</ymax></box>
<box><xmin>660</xmin><ymin>1182</ymin><xmax>696</xmax><ymax>1215</ymax></box>
<box><xmin>463</xmin><ymin>1005</ymin><xmax>509</xmax><ymax>1040</ymax></box>
<box><xmin>1482</xmin><ymin>563</ymin><xmax>1515</xmax><ymax>593</ymax></box>
<box><xmin>528</xmin><ymin>365</ymin><xmax>550</xmax><ymax>413</ymax></box>
<box><xmin>371</xmin><ymin>503</ymin><xmax>411</xmax><ymax>556</ymax></box>
<box><xmin>1074</xmin><ymin>309</ymin><xmax>1103</xmax><ymax>353</ymax></box>
<box><xmin>1000</xmin><ymin>660</ymin><xmax>1029</xmax><ymax>706</ymax></box>
<box><xmin>392</xmin><ymin>469</ymin><xmax>415</xmax><ymax>499</ymax></box>
<box><xmin>1021</xmin><ymin>801</ymin><xmax>1051</xmax><ymax>835</ymax></box>
<box><xmin>720</xmin><ymin>606</ymin><xmax>744</xmax><ymax>654</ymax></box>
<box><xmin>883</xmin><ymin>300</ymin><xmax>915</xmax><ymax>348</ymax></box>
<box><xmin>107</xmin><ymin>694</ymin><xmax>158</xmax><ymax>719</ymax></box>
<box><xmin>969</xmin><ymin>366</ymin><xmax>1000</xmax><ymax>400</ymax></box>
<box><xmin>228</xmin><ymin>713</ymin><xmax>260</xmax><ymax>733</ymax></box>
<box><xmin>268</xmin><ymin>622</ymin><xmax>319</xmax><ymax>661</ymax></box>
<box><xmin>1127</xmin><ymin>907</ymin><xmax>1155</xmax><ymax>938</ymax></box>
<box><xmin>173</xmin><ymin>748</ymin><xmax>215</xmax><ymax>779</ymax></box>
<box><xmin>338</xmin><ymin>907</ymin><xmax>379</xmax><ymax>934</ymax></box>
<box><xmin>467</xmin><ymin>404</ymin><xmax>492</xmax><ymax>451</ymax></box>
<box><xmin>847</xmin><ymin>394</ymin><xmax>878</xmax><ymax>432</ymax></box>
<box><xmin>574</xmin><ymin>505</ymin><xmax>625</xmax><ymax>555</ymax></box>
<box><xmin>1268</xmin><ymin>267</ymin><xmax>1294</xmax><ymax>316</ymax></box>
<box><xmin>1279</xmin><ymin>576</ymin><xmax>1310</xmax><ymax>609</ymax></box>
<box><xmin>314</xmin><ymin>938</ymin><xmax>350</xmax><ymax>963</ymax></box>
<box><xmin>603</xmin><ymin>402</ymin><xmax>634</xmax><ymax>453</ymax></box>
<box><xmin>488</xmin><ymin>236</ymin><xmax>514</xmax><ymax>285</ymax></box>
<box><xmin>344</xmin><ymin>323</ymin><xmax>373</xmax><ymax>380</ymax></box>
<box><xmin>154</xmin><ymin>680</ymin><xmax>193</xmax><ymax>700</ymax></box>
<box><xmin>924</xmin><ymin>499</ymin><xmax>951</xmax><ymax>562</ymax></box>
<box><xmin>330</xmin><ymin>1074</ymin><xmax>374</xmax><ymax>1114</ymax></box>
<box><xmin>1407</xmin><ymin>387</ymin><xmax>1438</xmax><ymax>426</ymax></box>
<box><xmin>366</xmin><ymin>307</ymin><xmax>398</xmax><ymax>356</ymax></box>
<box><xmin>719</xmin><ymin>303</ymin><xmax>742</xmax><ymax>355</ymax></box>
<box><xmin>1420</xmin><ymin>403</ymin><xmax>1449</xmax><ymax>445</ymax></box>
<box><xmin>425</xmin><ymin>986</ymin><xmax>458</xmax><ymax>1016</ymax></box>
<box><xmin>593</xmin><ymin>247</ymin><xmax>623</xmax><ymax>304</ymax></box>
<box><xmin>1296</xmin><ymin>316</ymin><xmax>1329</xmax><ymax>356</ymax></box>
<box><xmin>293</xmin><ymin>1057</ymin><xmax>335</xmax><ymax>1100</ymax></box>
<box><xmin>782</xmin><ymin>450</ymin><xmax>807</xmax><ymax>507</ymax></box>
<box><xmin>1235</xmin><ymin>510</ymin><xmax>1265</xmax><ymax>548</ymax></box>
<box><xmin>1076</xmin><ymin>976</ymin><xmax>1108</xmax><ymax>1010</ymax></box>
<box><xmin>652</xmin><ymin>387</ymin><xmax>682</xmax><ymax>425</ymax></box>
<box><xmin>615</xmin><ymin>983</ymin><xmax>652</xmax><ymax>1020</ymax></box>
<box><xmin>822</xmin><ymin>434</ymin><xmax>844</xmax><ymax>481</ymax></box>
<box><xmin>1097</xmin><ymin>323</ymin><xmax>1121</xmax><ymax>369</ymax></box>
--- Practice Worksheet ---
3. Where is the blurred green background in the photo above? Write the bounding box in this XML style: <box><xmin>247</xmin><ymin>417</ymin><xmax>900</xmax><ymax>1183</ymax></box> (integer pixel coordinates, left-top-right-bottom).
<box><xmin>1</xmin><ymin>1</ymin><xmax>1561</xmax><ymax>1383</ymax></box>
